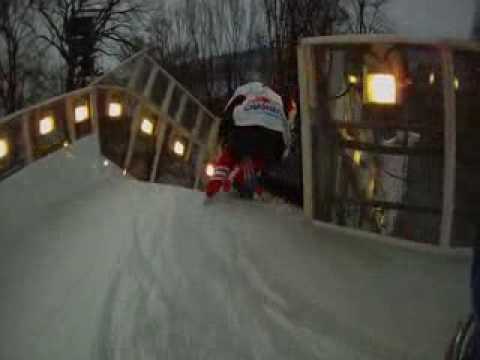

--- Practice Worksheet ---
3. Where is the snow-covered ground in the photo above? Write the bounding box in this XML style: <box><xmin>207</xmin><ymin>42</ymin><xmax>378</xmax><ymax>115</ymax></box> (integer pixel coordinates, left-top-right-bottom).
<box><xmin>0</xmin><ymin>137</ymin><xmax>471</xmax><ymax>360</ymax></box>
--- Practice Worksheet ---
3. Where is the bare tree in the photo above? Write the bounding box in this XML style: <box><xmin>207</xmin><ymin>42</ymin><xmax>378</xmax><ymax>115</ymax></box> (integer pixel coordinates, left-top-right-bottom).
<box><xmin>33</xmin><ymin>0</ymin><xmax>142</xmax><ymax>90</ymax></box>
<box><xmin>344</xmin><ymin>0</ymin><xmax>391</xmax><ymax>34</ymax></box>
<box><xmin>262</xmin><ymin>0</ymin><xmax>348</xmax><ymax>93</ymax></box>
<box><xmin>0</xmin><ymin>0</ymin><xmax>38</xmax><ymax>114</ymax></box>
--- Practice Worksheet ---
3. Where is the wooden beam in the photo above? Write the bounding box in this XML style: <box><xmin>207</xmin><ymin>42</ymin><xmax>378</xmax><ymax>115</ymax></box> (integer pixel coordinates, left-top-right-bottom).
<box><xmin>89</xmin><ymin>89</ymin><xmax>99</xmax><ymax>135</ymax></box>
<box><xmin>65</xmin><ymin>97</ymin><xmax>76</xmax><ymax>142</ymax></box>
<box><xmin>334</xmin><ymin>122</ymin><xmax>436</xmax><ymax>131</ymax></box>
<box><xmin>161</xmin><ymin>82</ymin><xmax>175</xmax><ymax>114</ymax></box>
<box><xmin>298</xmin><ymin>44</ymin><xmax>315</xmax><ymax>219</ymax></box>
<box><xmin>149</xmin><ymin>120</ymin><xmax>168</xmax><ymax>182</ymax></box>
<box><xmin>123</xmin><ymin>103</ymin><xmax>142</xmax><ymax>171</ymax></box>
<box><xmin>175</xmin><ymin>95</ymin><xmax>188</xmax><ymax>123</ymax></box>
<box><xmin>194</xmin><ymin>146</ymin><xmax>208</xmax><ymax>190</ymax></box>
<box><xmin>192</xmin><ymin>110</ymin><xmax>204</xmax><ymax>139</ymax></box>
<box><xmin>439</xmin><ymin>48</ymin><xmax>457</xmax><ymax>248</ymax></box>
<box><xmin>336</xmin><ymin>197</ymin><xmax>441</xmax><ymax>215</ymax></box>
<box><xmin>144</xmin><ymin>66</ymin><xmax>160</xmax><ymax>99</ymax></box>
<box><xmin>21</xmin><ymin>114</ymin><xmax>33</xmax><ymax>163</ymax></box>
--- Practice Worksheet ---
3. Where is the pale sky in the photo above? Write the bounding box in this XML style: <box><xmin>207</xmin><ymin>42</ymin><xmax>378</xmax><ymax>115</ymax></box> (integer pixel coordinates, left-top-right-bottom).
<box><xmin>162</xmin><ymin>0</ymin><xmax>477</xmax><ymax>39</ymax></box>
<box><xmin>387</xmin><ymin>0</ymin><xmax>476</xmax><ymax>38</ymax></box>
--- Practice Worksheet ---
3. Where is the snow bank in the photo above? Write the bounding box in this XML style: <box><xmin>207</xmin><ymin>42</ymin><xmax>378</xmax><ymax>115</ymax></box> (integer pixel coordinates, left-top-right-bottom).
<box><xmin>0</xmin><ymin>138</ymin><xmax>471</xmax><ymax>360</ymax></box>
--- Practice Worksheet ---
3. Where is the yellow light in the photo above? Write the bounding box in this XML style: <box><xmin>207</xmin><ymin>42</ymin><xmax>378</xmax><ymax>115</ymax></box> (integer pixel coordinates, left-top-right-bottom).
<box><xmin>140</xmin><ymin>118</ymin><xmax>154</xmax><ymax>135</ymax></box>
<box><xmin>205</xmin><ymin>163</ymin><xmax>215</xmax><ymax>177</ymax></box>
<box><xmin>429</xmin><ymin>72</ymin><xmax>435</xmax><ymax>85</ymax></box>
<box><xmin>0</xmin><ymin>138</ymin><xmax>9</xmax><ymax>159</ymax></box>
<box><xmin>368</xmin><ymin>178</ymin><xmax>376</xmax><ymax>198</ymax></box>
<box><xmin>454</xmin><ymin>77</ymin><xmax>460</xmax><ymax>90</ymax></box>
<box><xmin>63</xmin><ymin>141</ymin><xmax>69</xmax><ymax>148</ymax></box>
<box><xmin>39</xmin><ymin>115</ymin><xmax>55</xmax><ymax>135</ymax></box>
<box><xmin>348</xmin><ymin>75</ymin><xmax>359</xmax><ymax>85</ymax></box>
<box><xmin>108</xmin><ymin>102</ymin><xmax>123</xmax><ymax>118</ymax></box>
<box><xmin>173</xmin><ymin>140</ymin><xmax>185</xmax><ymax>157</ymax></box>
<box><xmin>365</xmin><ymin>73</ymin><xmax>397</xmax><ymax>105</ymax></box>
<box><xmin>353</xmin><ymin>150</ymin><xmax>362</xmax><ymax>165</ymax></box>
<box><xmin>75</xmin><ymin>104</ymin><xmax>89</xmax><ymax>123</ymax></box>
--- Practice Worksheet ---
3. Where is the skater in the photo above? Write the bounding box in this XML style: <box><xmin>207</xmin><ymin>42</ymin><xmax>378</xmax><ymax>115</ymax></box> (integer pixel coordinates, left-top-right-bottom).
<box><xmin>206</xmin><ymin>81</ymin><xmax>294</xmax><ymax>199</ymax></box>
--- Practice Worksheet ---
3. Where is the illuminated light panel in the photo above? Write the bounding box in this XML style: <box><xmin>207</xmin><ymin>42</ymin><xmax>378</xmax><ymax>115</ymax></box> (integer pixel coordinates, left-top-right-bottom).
<box><xmin>365</xmin><ymin>74</ymin><xmax>397</xmax><ymax>105</ymax></box>
<box><xmin>0</xmin><ymin>139</ymin><xmax>9</xmax><ymax>159</ymax></box>
<box><xmin>104</xmin><ymin>159</ymin><xmax>110</xmax><ymax>167</ymax></box>
<box><xmin>122</xmin><ymin>169</ymin><xmax>127</xmax><ymax>176</ymax></box>
<box><xmin>108</xmin><ymin>102</ymin><xmax>123</xmax><ymax>118</ymax></box>
<box><xmin>348</xmin><ymin>75</ymin><xmax>359</xmax><ymax>85</ymax></box>
<box><xmin>39</xmin><ymin>116</ymin><xmax>55</xmax><ymax>135</ymax></box>
<box><xmin>429</xmin><ymin>72</ymin><xmax>435</xmax><ymax>85</ymax></box>
<box><xmin>63</xmin><ymin>141</ymin><xmax>69</xmax><ymax>148</ymax></box>
<box><xmin>454</xmin><ymin>77</ymin><xmax>460</xmax><ymax>90</ymax></box>
<box><xmin>140</xmin><ymin>118</ymin><xmax>154</xmax><ymax>135</ymax></box>
<box><xmin>353</xmin><ymin>150</ymin><xmax>362</xmax><ymax>165</ymax></box>
<box><xmin>173</xmin><ymin>140</ymin><xmax>185</xmax><ymax>157</ymax></box>
<box><xmin>75</xmin><ymin>104</ymin><xmax>89</xmax><ymax>123</ymax></box>
<box><xmin>205</xmin><ymin>163</ymin><xmax>215</xmax><ymax>177</ymax></box>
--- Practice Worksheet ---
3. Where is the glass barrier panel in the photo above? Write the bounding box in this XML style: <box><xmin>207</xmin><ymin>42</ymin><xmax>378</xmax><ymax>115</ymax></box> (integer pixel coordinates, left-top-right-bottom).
<box><xmin>452</xmin><ymin>50</ymin><xmax>480</xmax><ymax>247</ymax></box>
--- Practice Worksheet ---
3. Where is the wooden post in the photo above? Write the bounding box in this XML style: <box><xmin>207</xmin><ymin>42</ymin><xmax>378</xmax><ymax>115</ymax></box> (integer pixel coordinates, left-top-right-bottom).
<box><xmin>298</xmin><ymin>44</ymin><xmax>316</xmax><ymax>220</ymax></box>
<box><xmin>439</xmin><ymin>48</ymin><xmax>457</xmax><ymax>248</ymax></box>
<box><xmin>144</xmin><ymin>66</ymin><xmax>160</xmax><ymax>99</ymax></box>
<box><xmin>192</xmin><ymin>110</ymin><xmax>204</xmax><ymax>139</ymax></box>
<box><xmin>207</xmin><ymin>116</ymin><xmax>220</xmax><ymax>153</ymax></box>
<box><xmin>194</xmin><ymin>145</ymin><xmax>208</xmax><ymax>190</ymax></box>
<box><xmin>65</xmin><ymin>97</ymin><xmax>76</xmax><ymax>142</ymax></box>
<box><xmin>21</xmin><ymin>114</ymin><xmax>34</xmax><ymax>163</ymax></box>
<box><xmin>123</xmin><ymin>103</ymin><xmax>142</xmax><ymax>170</ymax></box>
<box><xmin>149</xmin><ymin>120</ymin><xmax>168</xmax><ymax>182</ymax></box>
<box><xmin>161</xmin><ymin>82</ymin><xmax>175</xmax><ymax>114</ymax></box>
<box><xmin>89</xmin><ymin>89</ymin><xmax>99</xmax><ymax>134</ymax></box>
<box><xmin>175</xmin><ymin>95</ymin><xmax>188</xmax><ymax>123</ymax></box>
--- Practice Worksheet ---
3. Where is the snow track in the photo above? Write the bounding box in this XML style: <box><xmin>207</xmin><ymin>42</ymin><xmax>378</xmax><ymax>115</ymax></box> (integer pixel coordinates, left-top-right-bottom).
<box><xmin>0</xmin><ymin>138</ymin><xmax>471</xmax><ymax>359</ymax></box>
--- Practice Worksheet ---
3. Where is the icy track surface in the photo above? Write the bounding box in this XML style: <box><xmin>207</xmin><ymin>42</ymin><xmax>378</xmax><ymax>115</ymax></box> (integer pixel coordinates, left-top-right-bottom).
<box><xmin>0</xmin><ymin>137</ymin><xmax>471</xmax><ymax>360</ymax></box>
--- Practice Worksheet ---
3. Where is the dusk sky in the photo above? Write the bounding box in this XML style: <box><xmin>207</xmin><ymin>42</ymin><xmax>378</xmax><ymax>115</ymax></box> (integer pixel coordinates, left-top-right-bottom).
<box><xmin>387</xmin><ymin>0</ymin><xmax>475</xmax><ymax>38</ymax></box>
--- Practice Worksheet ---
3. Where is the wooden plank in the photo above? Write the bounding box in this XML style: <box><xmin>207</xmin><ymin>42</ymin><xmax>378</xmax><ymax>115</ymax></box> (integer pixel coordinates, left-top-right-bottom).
<box><xmin>297</xmin><ymin>44</ymin><xmax>315</xmax><ymax>219</ymax></box>
<box><xmin>439</xmin><ymin>48</ymin><xmax>457</xmax><ymax>248</ymax></box>
<box><xmin>334</xmin><ymin>121</ymin><xmax>435</xmax><ymax>131</ymax></box>
<box><xmin>149</xmin><ymin>120</ymin><xmax>168</xmax><ymax>182</ymax></box>
<box><xmin>339</xmin><ymin>140</ymin><xmax>443</xmax><ymax>156</ymax></box>
<box><xmin>336</xmin><ymin>197</ymin><xmax>441</xmax><ymax>215</ymax></box>
<box><xmin>300</xmin><ymin>35</ymin><xmax>480</xmax><ymax>52</ymax></box>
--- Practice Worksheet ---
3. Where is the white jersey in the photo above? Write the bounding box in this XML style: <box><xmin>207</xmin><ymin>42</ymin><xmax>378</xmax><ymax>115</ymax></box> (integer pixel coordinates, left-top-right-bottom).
<box><xmin>226</xmin><ymin>82</ymin><xmax>290</xmax><ymax>146</ymax></box>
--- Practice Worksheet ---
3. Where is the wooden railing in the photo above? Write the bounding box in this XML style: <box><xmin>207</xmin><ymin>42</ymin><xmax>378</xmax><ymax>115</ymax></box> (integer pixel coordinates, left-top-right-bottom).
<box><xmin>0</xmin><ymin>50</ymin><xmax>221</xmax><ymax>190</ymax></box>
